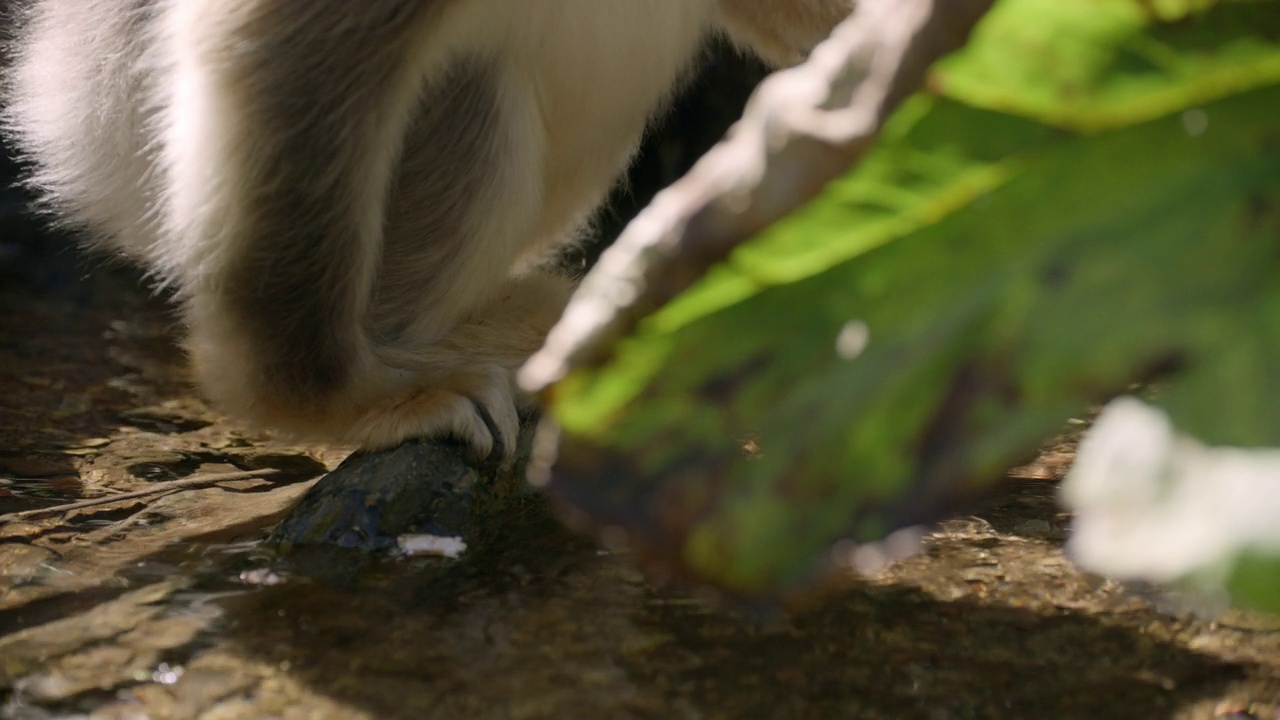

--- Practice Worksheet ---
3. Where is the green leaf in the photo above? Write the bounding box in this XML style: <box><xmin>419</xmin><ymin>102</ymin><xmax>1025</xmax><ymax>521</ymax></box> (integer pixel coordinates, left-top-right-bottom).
<box><xmin>544</xmin><ymin>1</ymin><xmax>1280</xmax><ymax>596</ymax></box>
<box><xmin>935</xmin><ymin>0</ymin><xmax>1280</xmax><ymax>131</ymax></box>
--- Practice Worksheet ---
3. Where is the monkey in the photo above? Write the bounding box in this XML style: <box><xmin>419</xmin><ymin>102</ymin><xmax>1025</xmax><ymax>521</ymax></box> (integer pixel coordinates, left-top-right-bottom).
<box><xmin>3</xmin><ymin>0</ymin><xmax>852</xmax><ymax>466</ymax></box>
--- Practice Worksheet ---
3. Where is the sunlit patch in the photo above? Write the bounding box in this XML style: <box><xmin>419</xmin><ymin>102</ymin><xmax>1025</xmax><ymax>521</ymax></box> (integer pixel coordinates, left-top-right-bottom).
<box><xmin>834</xmin><ymin>319</ymin><xmax>870</xmax><ymax>360</ymax></box>
<box><xmin>238</xmin><ymin>567</ymin><xmax>286</xmax><ymax>586</ymax></box>
<box><xmin>150</xmin><ymin>662</ymin><xmax>184</xmax><ymax>685</ymax></box>
<box><xmin>1181</xmin><ymin>108</ymin><xmax>1209</xmax><ymax>137</ymax></box>
<box><xmin>831</xmin><ymin>527</ymin><xmax>924</xmax><ymax>576</ymax></box>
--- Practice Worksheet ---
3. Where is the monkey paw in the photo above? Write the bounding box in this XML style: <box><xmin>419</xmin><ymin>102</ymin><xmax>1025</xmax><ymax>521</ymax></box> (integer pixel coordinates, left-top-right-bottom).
<box><xmin>346</xmin><ymin>365</ymin><xmax>521</xmax><ymax>470</ymax></box>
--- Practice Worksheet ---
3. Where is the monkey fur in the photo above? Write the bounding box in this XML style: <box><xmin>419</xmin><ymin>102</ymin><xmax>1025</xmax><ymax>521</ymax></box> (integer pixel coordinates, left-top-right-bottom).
<box><xmin>3</xmin><ymin>0</ymin><xmax>852</xmax><ymax>464</ymax></box>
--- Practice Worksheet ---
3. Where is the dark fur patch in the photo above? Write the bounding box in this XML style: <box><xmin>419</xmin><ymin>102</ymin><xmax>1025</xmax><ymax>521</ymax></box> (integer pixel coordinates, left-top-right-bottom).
<box><xmin>372</xmin><ymin>57</ymin><xmax>502</xmax><ymax>342</ymax></box>
<box><xmin>217</xmin><ymin>0</ymin><xmax>454</xmax><ymax>403</ymax></box>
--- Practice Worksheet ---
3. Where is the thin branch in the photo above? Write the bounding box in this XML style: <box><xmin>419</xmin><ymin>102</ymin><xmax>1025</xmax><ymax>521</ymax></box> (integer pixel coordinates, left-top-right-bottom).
<box><xmin>0</xmin><ymin>468</ymin><xmax>282</xmax><ymax>523</ymax></box>
<box><xmin>521</xmin><ymin>0</ymin><xmax>996</xmax><ymax>391</ymax></box>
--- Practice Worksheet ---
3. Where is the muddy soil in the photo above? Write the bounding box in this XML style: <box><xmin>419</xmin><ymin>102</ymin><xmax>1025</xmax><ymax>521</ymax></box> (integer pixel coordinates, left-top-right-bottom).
<box><xmin>1</xmin><ymin>218</ymin><xmax>1278</xmax><ymax>720</ymax></box>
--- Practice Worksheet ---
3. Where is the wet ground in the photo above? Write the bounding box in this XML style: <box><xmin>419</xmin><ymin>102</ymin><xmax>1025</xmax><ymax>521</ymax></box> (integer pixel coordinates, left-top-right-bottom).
<box><xmin>2</xmin><ymin>224</ymin><xmax>1280</xmax><ymax>720</ymax></box>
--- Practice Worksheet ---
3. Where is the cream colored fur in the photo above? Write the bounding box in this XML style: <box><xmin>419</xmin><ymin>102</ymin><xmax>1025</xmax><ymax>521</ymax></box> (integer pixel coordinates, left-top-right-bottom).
<box><xmin>3</xmin><ymin>0</ymin><xmax>852</xmax><ymax>463</ymax></box>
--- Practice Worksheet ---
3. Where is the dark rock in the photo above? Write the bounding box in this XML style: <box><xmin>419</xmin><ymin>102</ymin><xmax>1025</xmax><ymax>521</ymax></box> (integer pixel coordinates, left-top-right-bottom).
<box><xmin>270</xmin><ymin>414</ymin><xmax>541</xmax><ymax>566</ymax></box>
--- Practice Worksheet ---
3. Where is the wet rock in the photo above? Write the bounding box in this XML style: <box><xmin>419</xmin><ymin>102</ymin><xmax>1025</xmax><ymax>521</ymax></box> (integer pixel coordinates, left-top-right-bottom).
<box><xmin>0</xmin><ymin>544</ymin><xmax>57</xmax><ymax>587</ymax></box>
<box><xmin>269</xmin><ymin>417</ymin><xmax>540</xmax><ymax>578</ymax></box>
<box><xmin>0</xmin><ymin>522</ymin><xmax>44</xmax><ymax>542</ymax></box>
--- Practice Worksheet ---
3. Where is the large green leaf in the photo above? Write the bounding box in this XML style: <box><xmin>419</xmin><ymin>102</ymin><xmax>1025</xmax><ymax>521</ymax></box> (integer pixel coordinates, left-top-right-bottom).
<box><xmin>542</xmin><ymin>0</ymin><xmax>1280</xmax><ymax>598</ymax></box>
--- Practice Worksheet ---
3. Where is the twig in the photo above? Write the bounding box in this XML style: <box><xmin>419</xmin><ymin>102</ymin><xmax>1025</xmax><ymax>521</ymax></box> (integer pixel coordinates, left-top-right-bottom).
<box><xmin>0</xmin><ymin>468</ymin><xmax>282</xmax><ymax>523</ymax></box>
<box><xmin>522</xmin><ymin>0</ymin><xmax>996</xmax><ymax>390</ymax></box>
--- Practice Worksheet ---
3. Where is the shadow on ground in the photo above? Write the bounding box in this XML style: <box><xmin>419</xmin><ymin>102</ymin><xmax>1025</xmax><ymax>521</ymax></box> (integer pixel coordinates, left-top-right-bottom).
<box><xmin>1</xmin><ymin>470</ymin><xmax>1267</xmax><ymax>720</ymax></box>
